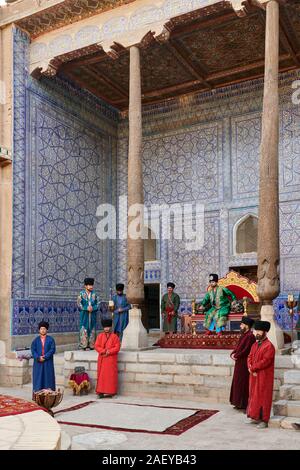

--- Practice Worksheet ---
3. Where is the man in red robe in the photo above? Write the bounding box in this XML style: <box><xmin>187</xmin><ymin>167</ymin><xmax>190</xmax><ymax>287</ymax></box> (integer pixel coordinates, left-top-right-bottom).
<box><xmin>95</xmin><ymin>318</ymin><xmax>120</xmax><ymax>398</ymax></box>
<box><xmin>230</xmin><ymin>316</ymin><xmax>255</xmax><ymax>411</ymax></box>
<box><xmin>246</xmin><ymin>320</ymin><xmax>275</xmax><ymax>429</ymax></box>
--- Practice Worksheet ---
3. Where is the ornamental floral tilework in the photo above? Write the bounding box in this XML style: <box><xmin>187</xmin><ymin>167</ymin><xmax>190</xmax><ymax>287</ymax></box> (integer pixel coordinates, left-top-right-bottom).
<box><xmin>12</xmin><ymin>25</ymin><xmax>300</xmax><ymax>336</ymax></box>
<box><xmin>117</xmin><ymin>70</ymin><xmax>300</xmax><ymax>331</ymax></box>
<box><xmin>12</xmin><ymin>28</ymin><xmax>118</xmax><ymax>336</ymax></box>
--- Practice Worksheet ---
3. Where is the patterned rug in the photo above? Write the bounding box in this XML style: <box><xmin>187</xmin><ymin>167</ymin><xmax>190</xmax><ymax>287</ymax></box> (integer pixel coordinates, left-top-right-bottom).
<box><xmin>0</xmin><ymin>394</ymin><xmax>43</xmax><ymax>417</ymax></box>
<box><xmin>55</xmin><ymin>401</ymin><xmax>218</xmax><ymax>435</ymax></box>
<box><xmin>157</xmin><ymin>332</ymin><xmax>241</xmax><ymax>349</ymax></box>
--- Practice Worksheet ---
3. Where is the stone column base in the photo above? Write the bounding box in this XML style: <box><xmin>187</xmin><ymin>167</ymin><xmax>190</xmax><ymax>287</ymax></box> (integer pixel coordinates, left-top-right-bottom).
<box><xmin>121</xmin><ymin>307</ymin><xmax>148</xmax><ymax>350</ymax></box>
<box><xmin>260</xmin><ymin>304</ymin><xmax>284</xmax><ymax>350</ymax></box>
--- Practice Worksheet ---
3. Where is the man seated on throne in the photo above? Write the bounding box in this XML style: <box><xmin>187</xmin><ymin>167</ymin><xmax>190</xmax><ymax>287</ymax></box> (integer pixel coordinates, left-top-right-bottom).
<box><xmin>198</xmin><ymin>273</ymin><xmax>236</xmax><ymax>337</ymax></box>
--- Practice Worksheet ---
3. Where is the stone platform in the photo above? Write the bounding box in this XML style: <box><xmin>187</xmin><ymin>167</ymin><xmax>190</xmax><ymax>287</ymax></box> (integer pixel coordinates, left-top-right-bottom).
<box><xmin>0</xmin><ymin>396</ymin><xmax>62</xmax><ymax>450</ymax></box>
<box><xmin>61</xmin><ymin>348</ymin><xmax>294</xmax><ymax>404</ymax></box>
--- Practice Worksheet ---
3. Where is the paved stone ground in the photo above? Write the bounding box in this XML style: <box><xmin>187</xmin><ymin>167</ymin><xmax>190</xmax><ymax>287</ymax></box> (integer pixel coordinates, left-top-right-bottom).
<box><xmin>0</xmin><ymin>385</ymin><xmax>299</xmax><ymax>450</ymax></box>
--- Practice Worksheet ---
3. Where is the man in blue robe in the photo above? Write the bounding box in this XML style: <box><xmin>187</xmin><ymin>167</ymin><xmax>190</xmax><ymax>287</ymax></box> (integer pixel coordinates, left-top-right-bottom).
<box><xmin>31</xmin><ymin>321</ymin><xmax>56</xmax><ymax>394</ymax></box>
<box><xmin>77</xmin><ymin>277</ymin><xmax>99</xmax><ymax>350</ymax></box>
<box><xmin>112</xmin><ymin>283</ymin><xmax>131</xmax><ymax>341</ymax></box>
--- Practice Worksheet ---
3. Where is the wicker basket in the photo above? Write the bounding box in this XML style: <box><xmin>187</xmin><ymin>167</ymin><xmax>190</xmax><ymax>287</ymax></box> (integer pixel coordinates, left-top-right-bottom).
<box><xmin>33</xmin><ymin>388</ymin><xmax>63</xmax><ymax>417</ymax></box>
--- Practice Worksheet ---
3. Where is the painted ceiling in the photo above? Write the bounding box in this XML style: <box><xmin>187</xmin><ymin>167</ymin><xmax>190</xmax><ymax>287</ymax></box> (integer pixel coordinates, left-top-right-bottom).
<box><xmin>28</xmin><ymin>0</ymin><xmax>300</xmax><ymax>110</ymax></box>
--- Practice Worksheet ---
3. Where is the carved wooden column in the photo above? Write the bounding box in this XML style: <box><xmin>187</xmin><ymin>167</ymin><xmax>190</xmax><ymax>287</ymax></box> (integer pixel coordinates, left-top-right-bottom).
<box><xmin>257</xmin><ymin>0</ymin><xmax>284</xmax><ymax>349</ymax></box>
<box><xmin>127</xmin><ymin>45</ymin><xmax>144</xmax><ymax>306</ymax></box>
<box><xmin>122</xmin><ymin>45</ymin><xmax>148</xmax><ymax>349</ymax></box>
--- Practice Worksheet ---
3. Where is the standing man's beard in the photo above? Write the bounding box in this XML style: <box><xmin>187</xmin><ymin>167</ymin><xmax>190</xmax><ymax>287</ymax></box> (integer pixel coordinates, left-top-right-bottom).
<box><xmin>255</xmin><ymin>333</ymin><xmax>265</xmax><ymax>341</ymax></box>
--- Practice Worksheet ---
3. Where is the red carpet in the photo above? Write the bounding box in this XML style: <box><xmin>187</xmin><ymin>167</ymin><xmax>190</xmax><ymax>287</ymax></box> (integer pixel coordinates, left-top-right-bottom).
<box><xmin>156</xmin><ymin>332</ymin><xmax>240</xmax><ymax>349</ymax></box>
<box><xmin>55</xmin><ymin>401</ymin><xmax>218</xmax><ymax>435</ymax></box>
<box><xmin>0</xmin><ymin>394</ymin><xmax>44</xmax><ymax>417</ymax></box>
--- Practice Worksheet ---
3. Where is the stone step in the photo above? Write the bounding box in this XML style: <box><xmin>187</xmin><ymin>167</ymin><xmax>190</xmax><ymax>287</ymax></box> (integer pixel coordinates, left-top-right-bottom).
<box><xmin>54</xmin><ymin>355</ymin><xmax>65</xmax><ymax>365</ymax></box>
<box><xmin>284</xmin><ymin>370</ymin><xmax>300</xmax><ymax>385</ymax></box>
<box><xmin>56</xmin><ymin>343</ymin><xmax>78</xmax><ymax>354</ymax></box>
<box><xmin>274</xmin><ymin>355</ymin><xmax>294</xmax><ymax>368</ymax></box>
<box><xmin>279</xmin><ymin>384</ymin><xmax>294</xmax><ymax>399</ymax></box>
<box><xmin>273</xmin><ymin>400</ymin><xmax>288</xmax><ymax>416</ymax></box>
<box><xmin>287</xmin><ymin>401</ymin><xmax>300</xmax><ymax>418</ymax></box>
<box><xmin>273</xmin><ymin>399</ymin><xmax>300</xmax><ymax>417</ymax></box>
<box><xmin>292</xmin><ymin>386</ymin><xmax>300</xmax><ymax>400</ymax></box>
<box><xmin>280</xmin><ymin>417</ymin><xmax>300</xmax><ymax>430</ymax></box>
<box><xmin>279</xmin><ymin>384</ymin><xmax>300</xmax><ymax>400</ymax></box>
<box><xmin>269</xmin><ymin>415</ymin><xmax>300</xmax><ymax>430</ymax></box>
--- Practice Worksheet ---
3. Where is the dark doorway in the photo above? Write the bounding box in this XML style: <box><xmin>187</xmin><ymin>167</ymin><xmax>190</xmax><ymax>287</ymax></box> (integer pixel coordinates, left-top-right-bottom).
<box><xmin>144</xmin><ymin>284</ymin><xmax>160</xmax><ymax>330</ymax></box>
<box><xmin>229</xmin><ymin>265</ymin><xmax>258</xmax><ymax>283</ymax></box>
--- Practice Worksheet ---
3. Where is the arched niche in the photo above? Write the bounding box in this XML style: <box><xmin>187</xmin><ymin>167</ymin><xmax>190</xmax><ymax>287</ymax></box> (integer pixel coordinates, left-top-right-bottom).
<box><xmin>233</xmin><ymin>214</ymin><xmax>258</xmax><ymax>255</ymax></box>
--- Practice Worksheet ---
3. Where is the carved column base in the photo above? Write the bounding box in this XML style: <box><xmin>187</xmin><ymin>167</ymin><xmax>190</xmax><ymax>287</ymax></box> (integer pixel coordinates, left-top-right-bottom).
<box><xmin>121</xmin><ymin>307</ymin><xmax>148</xmax><ymax>350</ymax></box>
<box><xmin>260</xmin><ymin>304</ymin><xmax>284</xmax><ymax>350</ymax></box>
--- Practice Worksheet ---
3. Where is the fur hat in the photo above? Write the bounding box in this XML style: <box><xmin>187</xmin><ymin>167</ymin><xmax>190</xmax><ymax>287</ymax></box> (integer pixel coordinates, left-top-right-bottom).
<box><xmin>240</xmin><ymin>316</ymin><xmax>255</xmax><ymax>327</ymax></box>
<box><xmin>38</xmin><ymin>321</ymin><xmax>49</xmax><ymax>330</ymax></box>
<box><xmin>254</xmin><ymin>320</ymin><xmax>271</xmax><ymax>332</ymax></box>
<box><xmin>167</xmin><ymin>282</ymin><xmax>175</xmax><ymax>289</ymax></box>
<box><xmin>102</xmin><ymin>318</ymin><xmax>113</xmax><ymax>328</ymax></box>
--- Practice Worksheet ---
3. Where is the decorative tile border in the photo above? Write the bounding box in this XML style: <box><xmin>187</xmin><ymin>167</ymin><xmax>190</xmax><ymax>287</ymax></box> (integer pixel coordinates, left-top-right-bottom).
<box><xmin>12</xmin><ymin>27</ymin><xmax>118</xmax><ymax>334</ymax></box>
<box><xmin>12</xmin><ymin>299</ymin><xmax>109</xmax><ymax>336</ymax></box>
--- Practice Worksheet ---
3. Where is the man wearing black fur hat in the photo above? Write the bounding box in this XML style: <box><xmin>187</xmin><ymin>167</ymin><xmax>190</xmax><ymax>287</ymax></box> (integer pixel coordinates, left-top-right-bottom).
<box><xmin>246</xmin><ymin>320</ymin><xmax>275</xmax><ymax>429</ymax></box>
<box><xmin>112</xmin><ymin>283</ymin><xmax>131</xmax><ymax>341</ymax></box>
<box><xmin>95</xmin><ymin>318</ymin><xmax>120</xmax><ymax>398</ymax></box>
<box><xmin>161</xmin><ymin>282</ymin><xmax>180</xmax><ymax>333</ymax></box>
<box><xmin>31</xmin><ymin>321</ymin><xmax>56</xmax><ymax>394</ymax></box>
<box><xmin>77</xmin><ymin>278</ymin><xmax>99</xmax><ymax>350</ymax></box>
<box><xmin>199</xmin><ymin>274</ymin><xmax>236</xmax><ymax>337</ymax></box>
<box><xmin>230</xmin><ymin>316</ymin><xmax>255</xmax><ymax>410</ymax></box>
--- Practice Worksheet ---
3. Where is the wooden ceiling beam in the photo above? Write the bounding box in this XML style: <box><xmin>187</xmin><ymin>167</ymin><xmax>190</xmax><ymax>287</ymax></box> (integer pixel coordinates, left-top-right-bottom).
<box><xmin>207</xmin><ymin>53</ymin><xmax>291</xmax><ymax>81</ymax></box>
<box><xmin>252</xmin><ymin>5</ymin><xmax>300</xmax><ymax>68</ymax></box>
<box><xmin>279</xmin><ymin>18</ymin><xmax>300</xmax><ymax>66</ymax></box>
<box><xmin>141</xmin><ymin>62</ymin><xmax>298</xmax><ymax>108</ymax></box>
<box><xmin>168</xmin><ymin>12</ymin><xmax>239</xmax><ymax>39</ymax></box>
<box><xmin>62</xmin><ymin>52</ymin><xmax>109</xmax><ymax>71</ymax></box>
<box><xmin>63</xmin><ymin>70</ymin><xmax>126</xmax><ymax>107</ymax></box>
<box><xmin>142</xmin><ymin>79</ymin><xmax>208</xmax><ymax>99</ymax></box>
<box><xmin>211</xmin><ymin>63</ymin><xmax>297</xmax><ymax>89</ymax></box>
<box><xmin>86</xmin><ymin>65</ymin><xmax>128</xmax><ymax>98</ymax></box>
<box><xmin>165</xmin><ymin>39</ymin><xmax>212</xmax><ymax>89</ymax></box>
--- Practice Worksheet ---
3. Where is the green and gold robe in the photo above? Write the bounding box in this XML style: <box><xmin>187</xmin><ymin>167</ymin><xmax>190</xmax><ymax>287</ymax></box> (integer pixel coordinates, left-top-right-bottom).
<box><xmin>200</xmin><ymin>286</ymin><xmax>236</xmax><ymax>330</ymax></box>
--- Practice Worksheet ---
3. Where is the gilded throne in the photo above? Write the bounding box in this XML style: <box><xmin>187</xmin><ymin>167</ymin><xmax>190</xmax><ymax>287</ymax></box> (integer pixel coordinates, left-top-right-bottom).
<box><xmin>181</xmin><ymin>271</ymin><xmax>260</xmax><ymax>334</ymax></box>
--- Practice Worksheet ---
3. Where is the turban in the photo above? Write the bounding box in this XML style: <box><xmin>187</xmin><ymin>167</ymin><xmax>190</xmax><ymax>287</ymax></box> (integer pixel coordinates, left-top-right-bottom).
<box><xmin>167</xmin><ymin>282</ymin><xmax>175</xmax><ymax>289</ymax></box>
<box><xmin>84</xmin><ymin>278</ymin><xmax>94</xmax><ymax>286</ymax></box>
<box><xmin>209</xmin><ymin>274</ymin><xmax>219</xmax><ymax>282</ymax></box>
<box><xmin>38</xmin><ymin>321</ymin><xmax>49</xmax><ymax>330</ymax></box>
<box><xmin>240</xmin><ymin>316</ymin><xmax>255</xmax><ymax>327</ymax></box>
<box><xmin>116</xmin><ymin>283</ymin><xmax>125</xmax><ymax>291</ymax></box>
<box><xmin>254</xmin><ymin>320</ymin><xmax>271</xmax><ymax>332</ymax></box>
